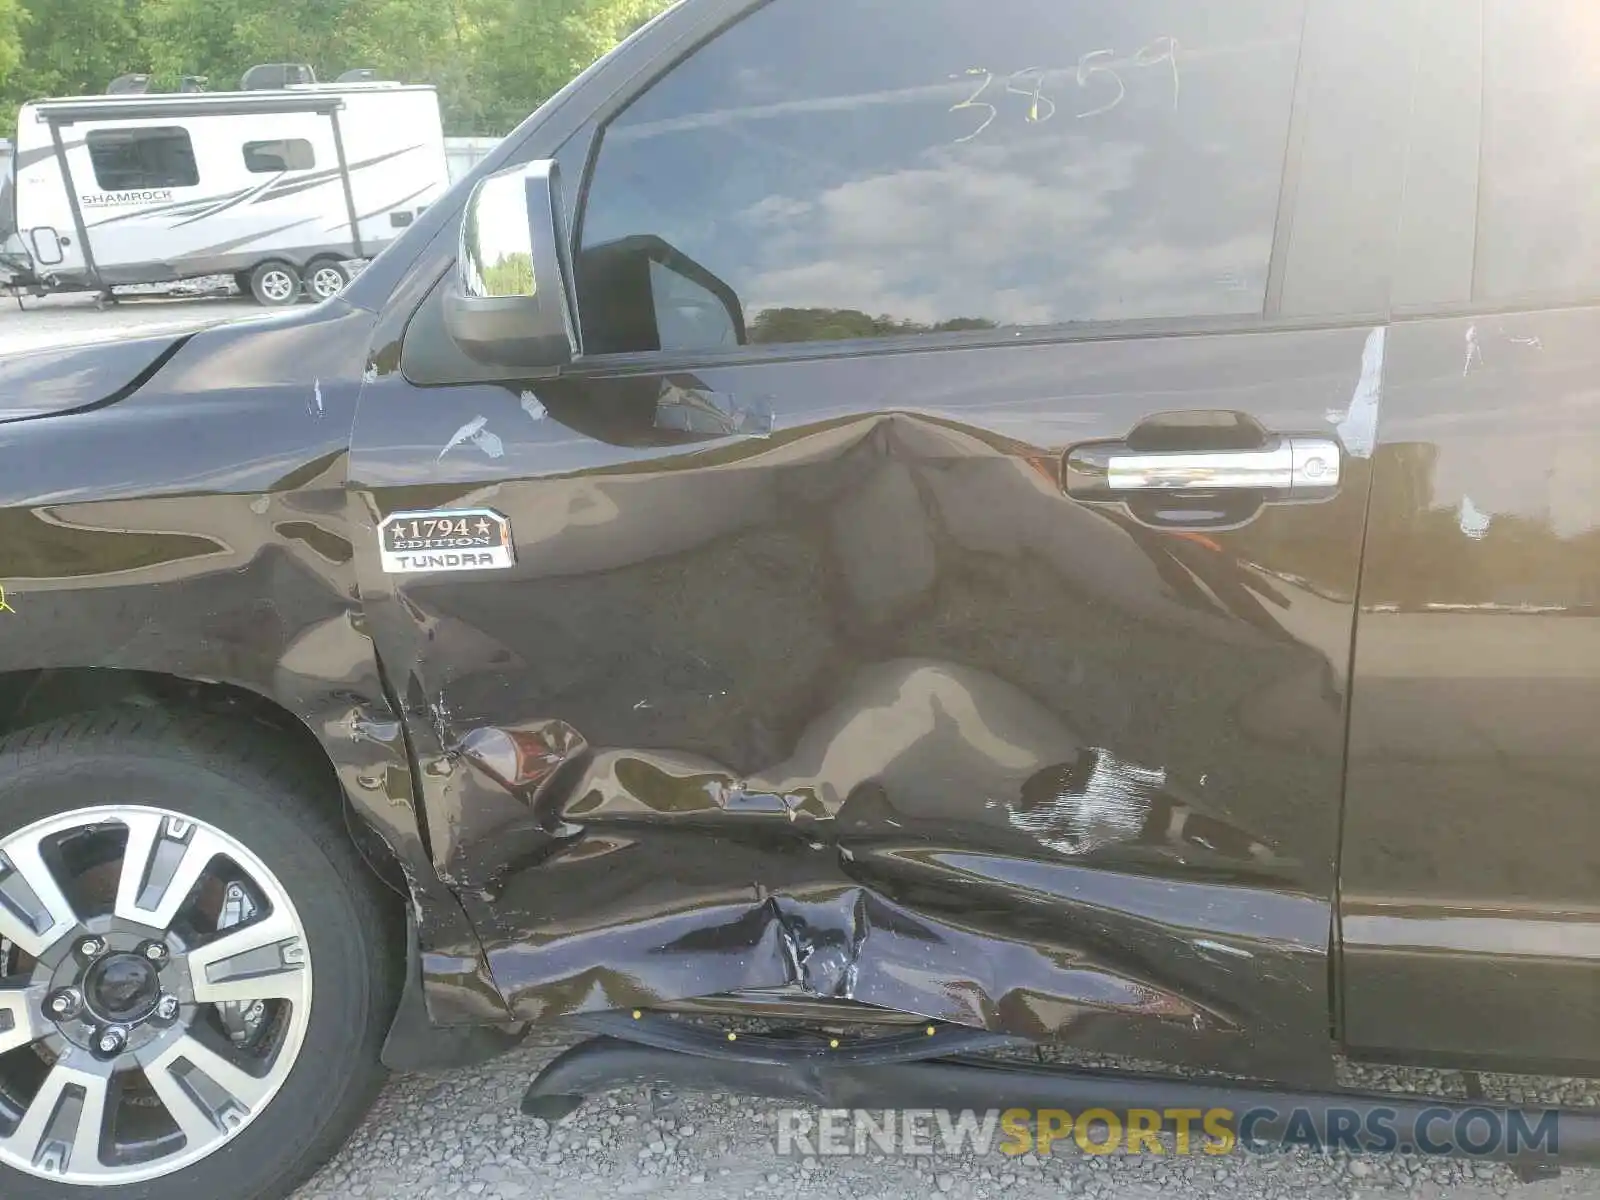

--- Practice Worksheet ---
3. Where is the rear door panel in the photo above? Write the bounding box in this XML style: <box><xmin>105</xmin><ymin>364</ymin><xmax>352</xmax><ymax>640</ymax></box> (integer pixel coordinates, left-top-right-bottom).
<box><xmin>1344</xmin><ymin>308</ymin><xmax>1600</xmax><ymax>1068</ymax></box>
<box><xmin>1340</xmin><ymin>0</ymin><xmax>1600</xmax><ymax>1069</ymax></box>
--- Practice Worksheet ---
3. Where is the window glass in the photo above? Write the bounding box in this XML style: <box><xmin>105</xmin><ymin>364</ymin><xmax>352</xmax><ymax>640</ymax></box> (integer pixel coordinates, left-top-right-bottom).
<box><xmin>86</xmin><ymin>127</ymin><xmax>199</xmax><ymax>191</ymax></box>
<box><xmin>1478</xmin><ymin>1</ymin><xmax>1600</xmax><ymax>300</ymax></box>
<box><xmin>577</xmin><ymin>0</ymin><xmax>1306</xmax><ymax>354</ymax></box>
<box><xmin>651</xmin><ymin>258</ymin><xmax>742</xmax><ymax>351</ymax></box>
<box><xmin>244</xmin><ymin>138</ymin><xmax>316</xmax><ymax>173</ymax></box>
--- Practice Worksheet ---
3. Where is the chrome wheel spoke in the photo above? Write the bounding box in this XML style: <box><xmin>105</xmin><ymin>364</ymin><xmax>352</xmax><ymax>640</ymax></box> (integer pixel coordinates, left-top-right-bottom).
<box><xmin>148</xmin><ymin>1033</ymin><xmax>273</xmax><ymax>1134</ymax></box>
<box><xmin>0</xmin><ymin>980</ymin><xmax>47</xmax><ymax>1056</ymax></box>
<box><xmin>143</xmin><ymin>1057</ymin><xmax>227</xmax><ymax>1152</ymax></box>
<box><xmin>0</xmin><ymin>832</ymin><xmax>79</xmax><ymax>958</ymax></box>
<box><xmin>1</xmin><ymin>1062</ymin><xmax>110</xmax><ymax>1178</ymax></box>
<box><xmin>187</xmin><ymin>907</ymin><xmax>308</xmax><ymax>1005</ymax></box>
<box><xmin>114</xmin><ymin>812</ymin><xmax>225</xmax><ymax>931</ymax></box>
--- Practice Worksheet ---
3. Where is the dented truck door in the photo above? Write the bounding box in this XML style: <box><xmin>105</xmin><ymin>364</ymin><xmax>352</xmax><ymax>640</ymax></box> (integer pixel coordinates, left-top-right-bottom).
<box><xmin>349</xmin><ymin>0</ymin><xmax>1413</xmax><ymax>1080</ymax></box>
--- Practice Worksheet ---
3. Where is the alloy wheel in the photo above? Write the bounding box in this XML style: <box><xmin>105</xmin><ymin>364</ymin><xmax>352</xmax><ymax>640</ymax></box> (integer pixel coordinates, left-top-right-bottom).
<box><xmin>308</xmin><ymin>267</ymin><xmax>347</xmax><ymax>301</ymax></box>
<box><xmin>0</xmin><ymin>806</ymin><xmax>312</xmax><ymax>1185</ymax></box>
<box><xmin>257</xmin><ymin>270</ymin><xmax>297</xmax><ymax>304</ymax></box>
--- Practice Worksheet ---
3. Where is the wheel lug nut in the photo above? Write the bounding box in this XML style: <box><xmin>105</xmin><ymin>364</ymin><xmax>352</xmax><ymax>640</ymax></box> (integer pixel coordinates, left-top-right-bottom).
<box><xmin>45</xmin><ymin>988</ymin><xmax>81</xmax><ymax>1020</ymax></box>
<box><xmin>156</xmin><ymin>994</ymin><xmax>180</xmax><ymax>1021</ymax></box>
<box><xmin>95</xmin><ymin>1026</ymin><xmax>128</xmax><ymax>1056</ymax></box>
<box><xmin>141</xmin><ymin>940</ymin><xmax>169</xmax><ymax>964</ymax></box>
<box><xmin>77</xmin><ymin>936</ymin><xmax>105</xmax><ymax>958</ymax></box>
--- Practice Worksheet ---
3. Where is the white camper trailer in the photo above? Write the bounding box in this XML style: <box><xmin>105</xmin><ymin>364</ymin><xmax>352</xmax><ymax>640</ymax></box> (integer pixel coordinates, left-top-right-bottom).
<box><xmin>0</xmin><ymin>83</ymin><xmax>449</xmax><ymax>304</ymax></box>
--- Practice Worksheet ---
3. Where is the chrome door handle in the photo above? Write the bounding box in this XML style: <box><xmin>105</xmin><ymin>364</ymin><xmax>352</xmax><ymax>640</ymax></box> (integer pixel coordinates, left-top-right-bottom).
<box><xmin>1105</xmin><ymin>437</ymin><xmax>1341</xmax><ymax>494</ymax></box>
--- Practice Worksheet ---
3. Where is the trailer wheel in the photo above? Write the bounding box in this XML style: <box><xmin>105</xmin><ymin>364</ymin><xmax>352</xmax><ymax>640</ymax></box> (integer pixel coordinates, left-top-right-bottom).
<box><xmin>248</xmin><ymin>261</ymin><xmax>301</xmax><ymax>307</ymax></box>
<box><xmin>305</xmin><ymin>259</ymin><xmax>352</xmax><ymax>303</ymax></box>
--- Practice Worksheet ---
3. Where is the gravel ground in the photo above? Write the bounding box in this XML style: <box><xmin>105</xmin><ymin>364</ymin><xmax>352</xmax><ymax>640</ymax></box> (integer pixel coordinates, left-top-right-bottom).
<box><xmin>290</xmin><ymin>1033</ymin><xmax>1600</xmax><ymax>1200</ymax></box>
<box><xmin>6</xmin><ymin>292</ymin><xmax>1600</xmax><ymax>1200</ymax></box>
<box><xmin>0</xmin><ymin>286</ymin><xmax>265</xmax><ymax>354</ymax></box>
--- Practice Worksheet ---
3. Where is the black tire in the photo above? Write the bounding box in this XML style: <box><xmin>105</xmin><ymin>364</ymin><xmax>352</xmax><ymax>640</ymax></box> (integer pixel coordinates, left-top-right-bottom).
<box><xmin>0</xmin><ymin>710</ymin><xmax>401</xmax><ymax>1200</ymax></box>
<box><xmin>304</xmin><ymin>258</ymin><xmax>351</xmax><ymax>303</ymax></box>
<box><xmin>232</xmin><ymin>271</ymin><xmax>252</xmax><ymax>297</ymax></box>
<box><xmin>247</xmin><ymin>261</ymin><xmax>301</xmax><ymax>307</ymax></box>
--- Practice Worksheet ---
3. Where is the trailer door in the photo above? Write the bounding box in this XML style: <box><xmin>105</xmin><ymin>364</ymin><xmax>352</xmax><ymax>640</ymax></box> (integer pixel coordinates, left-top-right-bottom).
<box><xmin>10</xmin><ymin>116</ymin><xmax>87</xmax><ymax>281</ymax></box>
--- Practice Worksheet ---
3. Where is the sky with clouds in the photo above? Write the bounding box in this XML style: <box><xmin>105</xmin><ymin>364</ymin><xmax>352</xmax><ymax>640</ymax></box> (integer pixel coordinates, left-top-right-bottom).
<box><xmin>581</xmin><ymin>0</ymin><xmax>1306</xmax><ymax>338</ymax></box>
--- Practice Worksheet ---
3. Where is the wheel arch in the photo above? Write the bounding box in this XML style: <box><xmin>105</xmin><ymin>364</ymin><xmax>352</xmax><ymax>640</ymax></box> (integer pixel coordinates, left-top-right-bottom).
<box><xmin>0</xmin><ymin>667</ymin><xmax>403</xmax><ymax>895</ymax></box>
<box><xmin>0</xmin><ymin>664</ymin><xmax>517</xmax><ymax>1039</ymax></box>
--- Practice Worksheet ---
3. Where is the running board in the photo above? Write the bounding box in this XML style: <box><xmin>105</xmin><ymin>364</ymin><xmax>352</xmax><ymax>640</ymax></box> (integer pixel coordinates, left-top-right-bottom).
<box><xmin>523</xmin><ymin>1013</ymin><xmax>1026</xmax><ymax>1119</ymax></box>
<box><xmin>523</xmin><ymin>1024</ymin><xmax>1596</xmax><ymax>1169</ymax></box>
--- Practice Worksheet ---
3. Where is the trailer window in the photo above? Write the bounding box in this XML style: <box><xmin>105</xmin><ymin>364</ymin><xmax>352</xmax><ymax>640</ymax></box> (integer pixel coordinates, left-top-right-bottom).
<box><xmin>86</xmin><ymin>127</ymin><xmax>199</xmax><ymax>191</ymax></box>
<box><xmin>244</xmin><ymin>139</ymin><xmax>316</xmax><ymax>173</ymax></box>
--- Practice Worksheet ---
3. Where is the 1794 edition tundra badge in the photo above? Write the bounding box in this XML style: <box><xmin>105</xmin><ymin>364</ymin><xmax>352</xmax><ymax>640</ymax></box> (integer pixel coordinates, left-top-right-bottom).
<box><xmin>379</xmin><ymin>509</ymin><xmax>516</xmax><ymax>573</ymax></box>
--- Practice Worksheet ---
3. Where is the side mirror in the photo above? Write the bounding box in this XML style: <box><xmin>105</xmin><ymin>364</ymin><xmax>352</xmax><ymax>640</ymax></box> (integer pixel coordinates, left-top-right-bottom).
<box><xmin>578</xmin><ymin>234</ymin><xmax>746</xmax><ymax>355</ymax></box>
<box><xmin>444</xmin><ymin>160</ymin><xmax>580</xmax><ymax>371</ymax></box>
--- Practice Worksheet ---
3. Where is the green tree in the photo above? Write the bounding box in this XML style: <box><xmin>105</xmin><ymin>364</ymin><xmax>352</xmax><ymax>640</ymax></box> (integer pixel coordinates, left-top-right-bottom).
<box><xmin>0</xmin><ymin>0</ymin><xmax>143</xmax><ymax>135</ymax></box>
<box><xmin>138</xmin><ymin>0</ymin><xmax>460</xmax><ymax>94</ymax></box>
<box><xmin>0</xmin><ymin>0</ymin><xmax>669</xmax><ymax>139</ymax></box>
<box><xmin>0</xmin><ymin>0</ymin><xmax>21</xmax><ymax>96</ymax></box>
<box><xmin>138</xmin><ymin>0</ymin><xmax>666</xmax><ymax>133</ymax></box>
<box><xmin>460</xmin><ymin>0</ymin><xmax>666</xmax><ymax>134</ymax></box>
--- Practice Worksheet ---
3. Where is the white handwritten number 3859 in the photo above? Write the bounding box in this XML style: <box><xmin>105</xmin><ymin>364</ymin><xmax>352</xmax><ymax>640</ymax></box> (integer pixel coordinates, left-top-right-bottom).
<box><xmin>950</xmin><ymin>37</ymin><xmax>1180</xmax><ymax>143</ymax></box>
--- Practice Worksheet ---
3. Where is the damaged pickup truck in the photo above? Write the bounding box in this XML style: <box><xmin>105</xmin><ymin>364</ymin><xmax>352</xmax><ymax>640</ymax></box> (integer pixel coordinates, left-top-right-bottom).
<box><xmin>4</xmin><ymin>0</ymin><xmax>1600</xmax><ymax>1194</ymax></box>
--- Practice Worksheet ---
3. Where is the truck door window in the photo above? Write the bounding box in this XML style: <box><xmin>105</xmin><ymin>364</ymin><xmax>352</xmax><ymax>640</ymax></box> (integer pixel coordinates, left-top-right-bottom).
<box><xmin>575</xmin><ymin>0</ymin><xmax>1307</xmax><ymax>355</ymax></box>
<box><xmin>86</xmin><ymin>126</ymin><xmax>199</xmax><ymax>191</ymax></box>
<box><xmin>1476</xmin><ymin>0</ymin><xmax>1600</xmax><ymax>302</ymax></box>
<box><xmin>244</xmin><ymin>138</ymin><xmax>316</xmax><ymax>173</ymax></box>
